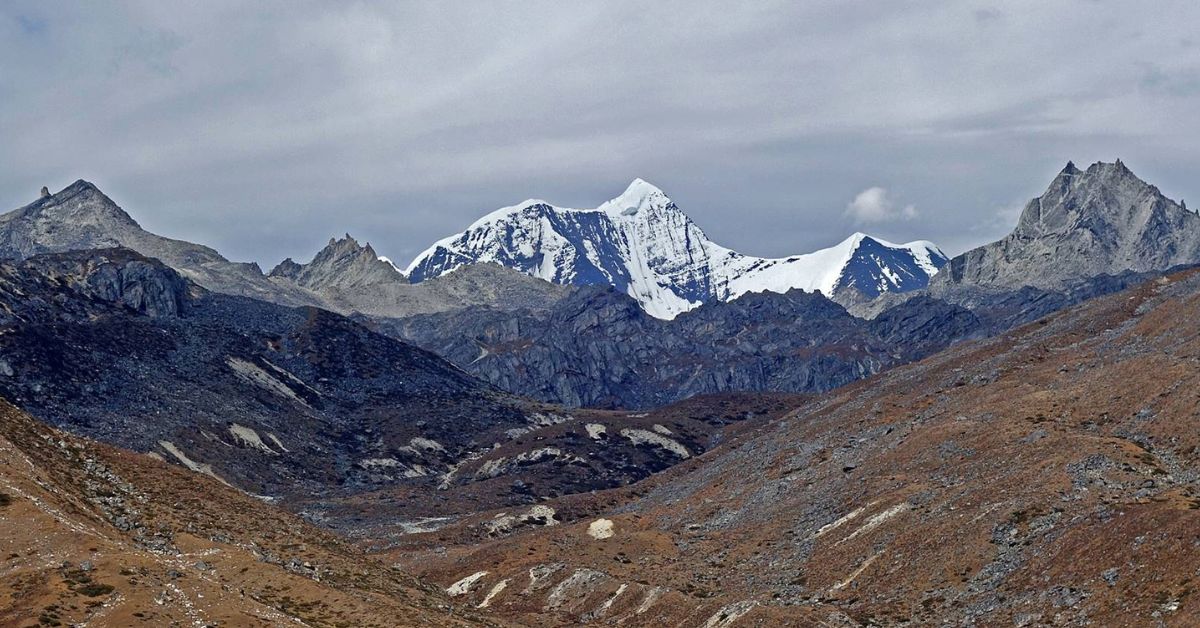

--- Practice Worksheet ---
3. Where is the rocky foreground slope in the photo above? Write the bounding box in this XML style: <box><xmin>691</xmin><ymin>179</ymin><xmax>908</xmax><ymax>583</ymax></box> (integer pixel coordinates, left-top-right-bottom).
<box><xmin>401</xmin><ymin>268</ymin><xmax>1200</xmax><ymax>626</ymax></box>
<box><xmin>0</xmin><ymin>399</ymin><xmax>491</xmax><ymax>627</ymax></box>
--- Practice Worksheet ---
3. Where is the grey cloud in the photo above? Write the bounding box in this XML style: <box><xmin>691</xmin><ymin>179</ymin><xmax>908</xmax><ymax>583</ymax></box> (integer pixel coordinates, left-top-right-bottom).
<box><xmin>15</xmin><ymin>14</ymin><xmax>46</xmax><ymax>35</ymax></box>
<box><xmin>1138</xmin><ymin>63</ymin><xmax>1200</xmax><ymax>98</ymax></box>
<box><xmin>1</xmin><ymin>1</ymin><xmax>1199</xmax><ymax>268</ymax></box>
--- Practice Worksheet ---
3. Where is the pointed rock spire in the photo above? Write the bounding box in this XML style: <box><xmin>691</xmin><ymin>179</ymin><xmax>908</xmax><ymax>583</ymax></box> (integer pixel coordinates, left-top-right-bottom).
<box><xmin>269</xmin><ymin>233</ymin><xmax>405</xmax><ymax>289</ymax></box>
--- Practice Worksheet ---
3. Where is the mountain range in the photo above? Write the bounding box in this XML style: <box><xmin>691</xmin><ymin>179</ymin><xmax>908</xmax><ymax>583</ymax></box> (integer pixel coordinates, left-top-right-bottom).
<box><xmin>8</xmin><ymin>162</ymin><xmax>1194</xmax><ymax>327</ymax></box>
<box><xmin>0</xmin><ymin>178</ymin><xmax>948</xmax><ymax>321</ymax></box>
<box><xmin>2</xmin><ymin>162</ymin><xmax>1197</xmax><ymax>410</ymax></box>
<box><xmin>3</xmin><ymin>160</ymin><xmax>1200</xmax><ymax>625</ymax></box>
<box><xmin>407</xmin><ymin>178</ymin><xmax>948</xmax><ymax>318</ymax></box>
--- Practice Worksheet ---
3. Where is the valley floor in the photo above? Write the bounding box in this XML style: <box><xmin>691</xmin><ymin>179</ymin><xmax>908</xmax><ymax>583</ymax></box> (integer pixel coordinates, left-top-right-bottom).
<box><xmin>5</xmin><ymin>266</ymin><xmax>1200</xmax><ymax>627</ymax></box>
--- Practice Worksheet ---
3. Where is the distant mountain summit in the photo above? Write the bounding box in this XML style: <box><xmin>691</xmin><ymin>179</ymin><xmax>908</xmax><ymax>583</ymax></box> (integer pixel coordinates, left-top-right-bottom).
<box><xmin>407</xmin><ymin>179</ymin><xmax>947</xmax><ymax>318</ymax></box>
<box><xmin>937</xmin><ymin>160</ymin><xmax>1200</xmax><ymax>290</ymax></box>
<box><xmin>269</xmin><ymin>234</ymin><xmax>568</xmax><ymax>318</ymax></box>
<box><xmin>270</xmin><ymin>233</ymin><xmax>405</xmax><ymax>290</ymax></box>
<box><xmin>0</xmin><ymin>180</ymin><xmax>317</xmax><ymax>305</ymax></box>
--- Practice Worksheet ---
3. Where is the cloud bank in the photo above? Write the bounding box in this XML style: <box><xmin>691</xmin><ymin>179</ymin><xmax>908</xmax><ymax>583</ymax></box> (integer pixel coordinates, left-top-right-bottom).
<box><xmin>1</xmin><ymin>1</ymin><xmax>1199</xmax><ymax>267</ymax></box>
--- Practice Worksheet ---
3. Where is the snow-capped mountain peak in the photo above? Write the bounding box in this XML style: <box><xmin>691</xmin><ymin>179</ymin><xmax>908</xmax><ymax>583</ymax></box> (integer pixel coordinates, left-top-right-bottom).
<box><xmin>406</xmin><ymin>180</ymin><xmax>946</xmax><ymax>318</ymax></box>
<box><xmin>597</xmin><ymin>178</ymin><xmax>673</xmax><ymax>217</ymax></box>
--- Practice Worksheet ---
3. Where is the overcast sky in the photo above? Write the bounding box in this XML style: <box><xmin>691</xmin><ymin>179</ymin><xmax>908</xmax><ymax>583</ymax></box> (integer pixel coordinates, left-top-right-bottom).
<box><xmin>2</xmin><ymin>2</ymin><xmax>1199</xmax><ymax>268</ymax></box>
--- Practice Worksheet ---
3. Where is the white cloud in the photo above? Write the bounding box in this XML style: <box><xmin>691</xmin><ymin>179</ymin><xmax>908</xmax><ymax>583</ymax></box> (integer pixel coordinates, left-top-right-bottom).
<box><xmin>845</xmin><ymin>187</ymin><xmax>917</xmax><ymax>224</ymax></box>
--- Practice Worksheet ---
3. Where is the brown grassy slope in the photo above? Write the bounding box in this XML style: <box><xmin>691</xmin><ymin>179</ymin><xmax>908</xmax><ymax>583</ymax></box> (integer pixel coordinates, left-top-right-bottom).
<box><xmin>401</xmin><ymin>270</ymin><xmax>1200</xmax><ymax>627</ymax></box>
<box><xmin>0</xmin><ymin>400</ymin><xmax>498</xmax><ymax>628</ymax></box>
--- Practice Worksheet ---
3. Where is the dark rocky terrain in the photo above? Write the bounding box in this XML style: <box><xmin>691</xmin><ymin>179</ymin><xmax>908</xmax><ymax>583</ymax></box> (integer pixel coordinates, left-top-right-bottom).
<box><xmin>378</xmin><ymin>270</ymin><xmax>1162</xmax><ymax>409</ymax></box>
<box><xmin>313</xmin><ymin>392</ymin><xmax>805</xmax><ymax>546</ymax></box>
<box><xmin>0</xmin><ymin>248</ymin><xmax>803</xmax><ymax>537</ymax></box>
<box><xmin>376</xmin><ymin>286</ymin><xmax>977</xmax><ymax>409</ymax></box>
<box><xmin>403</xmin><ymin>266</ymin><xmax>1200</xmax><ymax>627</ymax></box>
<box><xmin>0</xmin><ymin>248</ymin><xmax>536</xmax><ymax>515</ymax></box>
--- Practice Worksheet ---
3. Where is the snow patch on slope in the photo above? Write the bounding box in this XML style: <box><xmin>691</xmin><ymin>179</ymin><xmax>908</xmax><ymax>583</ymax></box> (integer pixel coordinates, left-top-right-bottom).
<box><xmin>620</xmin><ymin>428</ymin><xmax>690</xmax><ymax>458</ymax></box>
<box><xmin>587</xmin><ymin>518</ymin><xmax>615</xmax><ymax>540</ymax></box>
<box><xmin>227</xmin><ymin>357</ymin><xmax>310</xmax><ymax>408</ymax></box>
<box><xmin>228</xmin><ymin>423</ymin><xmax>277</xmax><ymax>454</ymax></box>
<box><xmin>158</xmin><ymin>441</ymin><xmax>231</xmax><ymax>487</ymax></box>
<box><xmin>446</xmin><ymin>571</ymin><xmax>488</xmax><ymax>596</ymax></box>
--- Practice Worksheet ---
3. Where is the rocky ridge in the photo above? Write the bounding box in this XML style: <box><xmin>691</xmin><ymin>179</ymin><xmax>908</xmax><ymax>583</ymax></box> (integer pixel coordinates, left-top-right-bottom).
<box><xmin>0</xmin><ymin>182</ymin><xmax>569</xmax><ymax>320</ymax></box>
<box><xmin>382</xmin><ymin>267</ymin><xmax>1161</xmax><ymax>409</ymax></box>
<box><xmin>269</xmin><ymin>235</ymin><xmax>568</xmax><ymax>318</ymax></box>
<box><xmin>0</xmin><ymin>180</ymin><xmax>317</xmax><ymax>306</ymax></box>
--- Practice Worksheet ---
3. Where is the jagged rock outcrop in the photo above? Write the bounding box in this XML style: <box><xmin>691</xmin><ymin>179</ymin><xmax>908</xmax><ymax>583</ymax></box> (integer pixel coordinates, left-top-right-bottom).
<box><xmin>935</xmin><ymin>160</ymin><xmax>1200</xmax><ymax>290</ymax></box>
<box><xmin>23</xmin><ymin>248</ymin><xmax>189</xmax><ymax>318</ymax></box>
<box><xmin>408</xmin><ymin>179</ymin><xmax>946</xmax><ymax>319</ymax></box>
<box><xmin>0</xmin><ymin>248</ymin><xmax>191</xmax><ymax>324</ymax></box>
<box><xmin>270</xmin><ymin>234</ymin><xmax>404</xmax><ymax>290</ymax></box>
